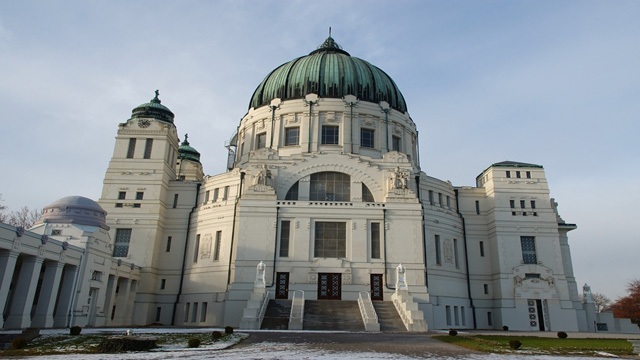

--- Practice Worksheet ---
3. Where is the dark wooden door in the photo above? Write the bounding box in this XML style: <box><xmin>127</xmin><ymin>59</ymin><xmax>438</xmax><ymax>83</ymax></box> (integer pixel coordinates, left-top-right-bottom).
<box><xmin>370</xmin><ymin>274</ymin><xmax>383</xmax><ymax>300</ymax></box>
<box><xmin>276</xmin><ymin>272</ymin><xmax>289</xmax><ymax>299</ymax></box>
<box><xmin>318</xmin><ymin>273</ymin><xmax>341</xmax><ymax>300</ymax></box>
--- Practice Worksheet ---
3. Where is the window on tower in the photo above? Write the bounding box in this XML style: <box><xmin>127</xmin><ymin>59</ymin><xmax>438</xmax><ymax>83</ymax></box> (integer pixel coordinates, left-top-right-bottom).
<box><xmin>144</xmin><ymin>138</ymin><xmax>153</xmax><ymax>159</ymax></box>
<box><xmin>113</xmin><ymin>229</ymin><xmax>132</xmax><ymax>257</ymax></box>
<box><xmin>321</xmin><ymin>126</ymin><xmax>339</xmax><ymax>145</ymax></box>
<box><xmin>360</xmin><ymin>128</ymin><xmax>375</xmax><ymax>148</ymax></box>
<box><xmin>127</xmin><ymin>138</ymin><xmax>136</xmax><ymax>158</ymax></box>
<box><xmin>521</xmin><ymin>236</ymin><xmax>537</xmax><ymax>264</ymax></box>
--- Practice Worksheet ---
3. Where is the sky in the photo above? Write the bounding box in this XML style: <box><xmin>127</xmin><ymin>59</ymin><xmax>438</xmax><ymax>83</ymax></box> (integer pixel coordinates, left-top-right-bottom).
<box><xmin>0</xmin><ymin>0</ymin><xmax>638</xmax><ymax>300</ymax></box>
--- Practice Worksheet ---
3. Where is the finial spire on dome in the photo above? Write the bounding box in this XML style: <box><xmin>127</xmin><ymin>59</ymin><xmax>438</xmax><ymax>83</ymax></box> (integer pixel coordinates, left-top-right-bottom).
<box><xmin>182</xmin><ymin>133</ymin><xmax>189</xmax><ymax>145</ymax></box>
<box><xmin>151</xmin><ymin>89</ymin><xmax>161</xmax><ymax>104</ymax></box>
<box><xmin>312</xmin><ymin>29</ymin><xmax>349</xmax><ymax>56</ymax></box>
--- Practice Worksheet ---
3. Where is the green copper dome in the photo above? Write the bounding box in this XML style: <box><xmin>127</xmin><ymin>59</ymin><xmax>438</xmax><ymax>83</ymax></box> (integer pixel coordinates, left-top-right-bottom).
<box><xmin>249</xmin><ymin>36</ymin><xmax>408</xmax><ymax>113</ymax></box>
<box><xmin>132</xmin><ymin>90</ymin><xmax>174</xmax><ymax>123</ymax></box>
<box><xmin>178</xmin><ymin>134</ymin><xmax>201</xmax><ymax>163</ymax></box>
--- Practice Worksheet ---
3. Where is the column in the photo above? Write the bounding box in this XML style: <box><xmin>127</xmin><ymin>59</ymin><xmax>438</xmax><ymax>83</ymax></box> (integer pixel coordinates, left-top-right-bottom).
<box><xmin>102</xmin><ymin>275</ymin><xmax>118</xmax><ymax>326</ymax></box>
<box><xmin>0</xmin><ymin>251</ymin><xmax>19</xmax><ymax>329</ymax></box>
<box><xmin>113</xmin><ymin>278</ymin><xmax>131</xmax><ymax>325</ymax></box>
<box><xmin>31</xmin><ymin>261</ymin><xmax>65</xmax><ymax>328</ymax></box>
<box><xmin>53</xmin><ymin>265</ymin><xmax>77</xmax><ymax>327</ymax></box>
<box><xmin>124</xmin><ymin>280</ymin><xmax>138</xmax><ymax>325</ymax></box>
<box><xmin>5</xmin><ymin>256</ymin><xmax>44</xmax><ymax>329</ymax></box>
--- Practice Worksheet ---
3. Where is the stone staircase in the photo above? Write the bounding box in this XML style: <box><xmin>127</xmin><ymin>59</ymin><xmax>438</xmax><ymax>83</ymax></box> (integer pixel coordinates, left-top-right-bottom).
<box><xmin>303</xmin><ymin>300</ymin><xmax>365</xmax><ymax>331</ymax></box>
<box><xmin>373</xmin><ymin>301</ymin><xmax>407</xmax><ymax>331</ymax></box>
<box><xmin>260</xmin><ymin>299</ymin><xmax>292</xmax><ymax>330</ymax></box>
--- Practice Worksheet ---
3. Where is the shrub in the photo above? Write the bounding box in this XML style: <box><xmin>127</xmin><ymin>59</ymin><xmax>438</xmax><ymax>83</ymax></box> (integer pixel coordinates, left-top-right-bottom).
<box><xmin>448</xmin><ymin>329</ymin><xmax>457</xmax><ymax>336</ymax></box>
<box><xmin>224</xmin><ymin>326</ymin><xmax>234</xmax><ymax>335</ymax></box>
<box><xmin>11</xmin><ymin>337</ymin><xmax>27</xmax><ymax>349</ymax></box>
<box><xmin>503</xmin><ymin>325</ymin><xmax>509</xmax><ymax>331</ymax></box>
<box><xmin>70</xmin><ymin>326</ymin><xmax>82</xmax><ymax>335</ymax></box>
<box><xmin>188</xmin><ymin>338</ymin><xmax>201</xmax><ymax>348</ymax></box>
<box><xmin>557</xmin><ymin>331</ymin><xmax>568</xmax><ymax>339</ymax></box>
<box><xmin>508</xmin><ymin>339</ymin><xmax>522</xmax><ymax>350</ymax></box>
<box><xmin>212</xmin><ymin>331</ymin><xmax>222</xmax><ymax>341</ymax></box>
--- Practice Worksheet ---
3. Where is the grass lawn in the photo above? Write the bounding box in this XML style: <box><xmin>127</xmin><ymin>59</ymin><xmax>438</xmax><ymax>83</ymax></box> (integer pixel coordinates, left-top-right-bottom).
<box><xmin>0</xmin><ymin>331</ymin><xmax>247</xmax><ymax>357</ymax></box>
<box><xmin>434</xmin><ymin>335</ymin><xmax>635</xmax><ymax>356</ymax></box>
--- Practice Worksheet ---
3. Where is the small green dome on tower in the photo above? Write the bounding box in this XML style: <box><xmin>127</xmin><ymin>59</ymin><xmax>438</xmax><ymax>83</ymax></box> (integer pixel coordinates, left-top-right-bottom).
<box><xmin>178</xmin><ymin>134</ymin><xmax>201</xmax><ymax>163</ymax></box>
<box><xmin>132</xmin><ymin>90</ymin><xmax>175</xmax><ymax>123</ymax></box>
<box><xmin>249</xmin><ymin>34</ymin><xmax>407</xmax><ymax>113</ymax></box>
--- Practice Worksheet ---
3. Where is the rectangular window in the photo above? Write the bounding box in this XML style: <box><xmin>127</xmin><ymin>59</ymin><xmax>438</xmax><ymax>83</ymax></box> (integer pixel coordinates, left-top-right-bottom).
<box><xmin>204</xmin><ymin>190</ymin><xmax>210</xmax><ymax>203</ymax></box>
<box><xmin>314</xmin><ymin>222</ymin><xmax>346</xmax><ymax>258</ymax></box>
<box><xmin>173</xmin><ymin>194</ymin><xmax>178</xmax><ymax>208</ymax></box>
<box><xmin>160</xmin><ymin>279</ymin><xmax>166</xmax><ymax>289</ymax></box>
<box><xmin>510</xmin><ymin>200</ymin><xmax>515</xmax><ymax>208</ymax></box>
<box><xmin>155</xmin><ymin>307</ymin><xmax>161</xmax><ymax>322</ymax></box>
<box><xmin>51</xmin><ymin>229</ymin><xmax>62</xmax><ymax>236</ymax></box>
<box><xmin>144</xmin><ymin>138</ymin><xmax>153</xmax><ymax>159</ymax></box>
<box><xmin>446</xmin><ymin>196</ymin><xmax>450</xmax><ymax>208</ymax></box>
<box><xmin>213</xmin><ymin>188</ymin><xmax>219</xmax><ymax>202</ymax></box>
<box><xmin>321</xmin><ymin>125</ymin><xmax>339</xmax><ymax>145</ymax></box>
<box><xmin>136</xmin><ymin>192</ymin><xmax>144</xmax><ymax>200</ymax></box>
<box><xmin>191</xmin><ymin>302</ymin><xmax>198</xmax><ymax>323</ymax></box>
<box><xmin>525</xmin><ymin>273</ymin><xmax>540</xmax><ymax>279</ymax></box>
<box><xmin>479</xmin><ymin>241</ymin><xmax>485</xmax><ymax>257</ymax></box>
<box><xmin>113</xmin><ymin>229</ymin><xmax>132</xmax><ymax>257</ymax></box>
<box><xmin>214</xmin><ymin>231</ymin><xmax>221</xmax><ymax>261</ymax></box>
<box><xmin>223</xmin><ymin>186</ymin><xmax>229</xmax><ymax>201</ymax></box>
<box><xmin>526</xmin><ymin>171</ymin><xmax>531</xmax><ymax>178</ymax></box>
<box><xmin>133</xmin><ymin>203</ymin><xmax>141</xmax><ymax>208</ymax></box>
<box><xmin>279</xmin><ymin>221</ymin><xmax>291</xmax><ymax>257</ymax></box>
<box><xmin>193</xmin><ymin>234</ymin><xmax>200</xmax><ymax>263</ymax></box>
<box><xmin>184</xmin><ymin>303</ymin><xmax>190</xmax><ymax>322</ymax></box>
<box><xmin>506</xmin><ymin>171</ymin><xmax>511</xmax><ymax>178</ymax></box>
<box><xmin>115</xmin><ymin>203</ymin><xmax>123</xmax><ymax>208</ymax></box>
<box><xmin>475</xmin><ymin>200</ymin><xmax>480</xmax><ymax>215</ymax></box>
<box><xmin>256</xmin><ymin>133</ymin><xmax>266</xmax><ymax>149</ymax></box>
<box><xmin>487</xmin><ymin>312</ymin><xmax>493</xmax><ymax>326</ymax></box>
<box><xmin>454</xmin><ymin>238</ymin><xmax>459</xmax><ymax>268</ymax></box>
<box><xmin>392</xmin><ymin>136</ymin><xmax>401</xmax><ymax>152</ymax></box>
<box><xmin>371</xmin><ymin>222</ymin><xmax>381</xmax><ymax>259</ymax></box>
<box><xmin>118</xmin><ymin>191</ymin><xmax>126</xmax><ymax>200</ymax></box>
<box><xmin>201</xmin><ymin>302</ymin><xmax>207</xmax><ymax>322</ymax></box>
<box><xmin>127</xmin><ymin>138</ymin><xmax>136</xmax><ymax>158</ymax></box>
<box><xmin>454</xmin><ymin>306</ymin><xmax>460</xmax><ymax>326</ymax></box>
<box><xmin>435</xmin><ymin>235</ymin><xmax>441</xmax><ymax>265</ymax></box>
<box><xmin>285</xmin><ymin>127</ymin><xmax>300</xmax><ymax>146</ymax></box>
<box><xmin>360</xmin><ymin>128</ymin><xmax>375</xmax><ymax>148</ymax></box>
<box><xmin>428</xmin><ymin>190</ymin><xmax>434</xmax><ymax>205</ymax></box>
<box><xmin>483</xmin><ymin>284</ymin><xmax>489</xmax><ymax>294</ymax></box>
<box><xmin>521</xmin><ymin>236</ymin><xmax>537</xmax><ymax>264</ymax></box>
<box><xmin>530</xmin><ymin>200</ymin><xmax>536</xmax><ymax>209</ymax></box>
<box><xmin>446</xmin><ymin>305</ymin><xmax>452</xmax><ymax>326</ymax></box>
<box><xmin>516</xmin><ymin>171</ymin><xmax>521</xmax><ymax>178</ymax></box>
<box><xmin>166</xmin><ymin>236</ymin><xmax>172</xmax><ymax>252</ymax></box>
<box><xmin>461</xmin><ymin>307</ymin><xmax>466</xmax><ymax>326</ymax></box>
<box><xmin>520</xmin><ymin>200</ymin><xmax>525</xmax><ymax>209</ymax></box>
<box><xmin>438</xmin><ymin>193</ymin><xmax>443</xmax><ymax>208</ymax></box>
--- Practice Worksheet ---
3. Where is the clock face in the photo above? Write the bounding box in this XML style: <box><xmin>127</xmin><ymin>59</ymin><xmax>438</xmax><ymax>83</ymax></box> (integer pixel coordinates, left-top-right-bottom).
<box><xmin>138</xmin><ymin>119</ymin><xmax>151</xmax><ymax>128</ymax></box>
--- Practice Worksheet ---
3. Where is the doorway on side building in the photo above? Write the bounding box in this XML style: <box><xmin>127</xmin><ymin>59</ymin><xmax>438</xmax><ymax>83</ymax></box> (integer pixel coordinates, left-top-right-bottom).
<box><xmin>527</xmin><ymin>299</ymin><xmax>549</xmax><ymax>331</ymax></box>
<box><xmin>318</xmin><ymin>273</ymin><xmax>341</xmax><ymax>300</ymax></box>
<box><xmin>275</xmin><ymin>272</ymin><xmax>289</xmax><ymax>299</ymax></box>
<box><xmin>370</xmin><ymin>274</ymin><xmax>383</xmax><ymax>300</ymax></box>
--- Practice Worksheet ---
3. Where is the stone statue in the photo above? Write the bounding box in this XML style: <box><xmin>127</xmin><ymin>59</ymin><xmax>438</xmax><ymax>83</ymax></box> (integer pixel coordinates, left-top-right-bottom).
<box><xmin>396</xmin><ymin>263</ymin><xmax>408</xmax><ymax>291</ymax></box>
<box><xmin>583</xmin><ymin>283</ymin><xmax>593</xmax><ymax>303</ymax></box>
<box><xmin>550</xmin><ymin>198</ymin><xmax>565</xmax><ymax>223</ymax></box>
<box><xmin>255</xmin><ymin>261</ymin><xmax>266</xmax><ymax>289</ymax></box>
<box><xmin>389</xmin><ymin>167</ymin><xmax>408</xmax><ymax>190</ymax></box>
<box><xmin>253</xmin><ymin>165</ymin><xmax>273</xmax><ymax>187</ymax></box>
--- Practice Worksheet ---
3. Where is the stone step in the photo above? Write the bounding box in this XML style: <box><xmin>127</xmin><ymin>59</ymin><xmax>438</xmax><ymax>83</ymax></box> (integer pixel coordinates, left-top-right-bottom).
<box><xmin>373</xmin><ymin>301</ymin><xmax>407</xmax><ymax>332</ymax></box>
<box><xmin>261</xmin><ymin>299</ymin><xmax>291</xmax><ymax>330</ymax></box>
<box><xmin>303</xmin><ymin>300</ymin><xmax>364</xmax><ymax>331</ymax></box>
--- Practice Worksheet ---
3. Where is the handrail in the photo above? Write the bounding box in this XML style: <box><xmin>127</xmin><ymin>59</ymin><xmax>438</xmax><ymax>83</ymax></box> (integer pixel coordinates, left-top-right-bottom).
<box><xmin>257</xmin><ymin>290</ymin><xmax>270</xmax><ymax>324</ymax></box>
<box><xmin>290</xmin><ymin>290</ymin><xmax>305</xmax><ymax>320</ymax></box>
<box><xmin>358</xmin><ymin>291</ymin><xmax>378</xmax><ymax>323</ymax></box>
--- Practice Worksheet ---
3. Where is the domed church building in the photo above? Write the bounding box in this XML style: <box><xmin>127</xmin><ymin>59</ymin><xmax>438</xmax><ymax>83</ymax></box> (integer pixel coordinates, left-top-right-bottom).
<box><xmin>2</xmin><ymin>35</ymin><xmax>637</xmax><ymax>333</ymax></box>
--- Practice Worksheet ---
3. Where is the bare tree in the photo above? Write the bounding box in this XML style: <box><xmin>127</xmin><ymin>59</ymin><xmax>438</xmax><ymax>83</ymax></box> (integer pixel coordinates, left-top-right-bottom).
<box><xmin>7</xmin><ymin>206</ymin><xmax>42</xmax><ymax>229</ymax></box>
<box><xmin>0</xmin><ymin>194</ymin><xmax>8</xmax><ymax>223</ymax></box>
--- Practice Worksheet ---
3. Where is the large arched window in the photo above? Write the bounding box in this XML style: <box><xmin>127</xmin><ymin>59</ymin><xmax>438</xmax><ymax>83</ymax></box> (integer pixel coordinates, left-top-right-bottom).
<box><xmin>285</xmin><ymin>181</ymin><xmax>299</xmax><ymax>200</ymax></box>
<box><xmin>362</xmin><ymin>183</ymin><xmax>375</xmax><ymax>202</ymax></box>
<box><xmin>310</xmin><ymin>172</ymin><xmax>350</xmax><ymax>201</ymax></box>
